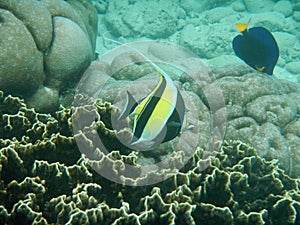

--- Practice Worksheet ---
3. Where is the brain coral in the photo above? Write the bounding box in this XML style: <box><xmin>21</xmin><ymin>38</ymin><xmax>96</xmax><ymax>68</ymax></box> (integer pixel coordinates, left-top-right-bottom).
<box><xmin>210</xmin><ymin>65</ymin><xmax>300</xmax><ymax>178</ymax></box>
<box><xmin>0</xmin><ymin>0</ymin><xmax>98</xmax><ymax>112</ymax></box>
<box><xmin>0</xmin><ymin>90</ymin><xmax>299</xmax><ymax>225</ymax></box>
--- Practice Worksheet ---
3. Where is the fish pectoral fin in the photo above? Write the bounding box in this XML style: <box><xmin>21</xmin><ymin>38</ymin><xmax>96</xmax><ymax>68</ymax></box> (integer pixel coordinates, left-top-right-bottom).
<box><xmin>255</xmin><ymin>65</ymin><xmax>265</xmax><ymax>72</ymax></box>
<box><xmin>118</xmin><ymin>91</ymin><xmax>137</xmax><ymax>121</ymax></box>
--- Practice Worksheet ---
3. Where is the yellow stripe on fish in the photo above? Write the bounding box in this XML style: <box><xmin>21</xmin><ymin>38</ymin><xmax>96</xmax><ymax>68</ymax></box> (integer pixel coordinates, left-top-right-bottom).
<box><xmin>133</xmin><ymin>74</ymin><xmax>164</xmax><ymax>116</ymax></box>
<box><xmin>132</xmin><ymin>72</ymin><xmax>177</xmax><ymax>145</ymax></box>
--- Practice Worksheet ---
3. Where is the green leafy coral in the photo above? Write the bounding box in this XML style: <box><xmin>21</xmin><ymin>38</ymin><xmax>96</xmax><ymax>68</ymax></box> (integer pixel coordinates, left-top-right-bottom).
<box><xmin>0</xmin><ymin>90</ymin><xmax>299</xmax><ymax>225</ymax></box>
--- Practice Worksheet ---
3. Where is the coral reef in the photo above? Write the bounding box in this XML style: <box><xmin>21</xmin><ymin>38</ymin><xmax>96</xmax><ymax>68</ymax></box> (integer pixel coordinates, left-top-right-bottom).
<box><xmin>243</xmin><ymin>0</ymin><xmax>275</xmax><ymax>13</ymax></box>
<box><xmin>1</xmin><ymin>1</ymin><xmax>300</xmax><ymax>224</ymax></box>
<box><xmin>0</xmin><ymin>0</ymin><xmax>98</xmax><ymax>112</ymax></box>
<box><xmin>179</xmin><ymin>23</ymin><xmax>235</xmax><ymax>59</ymax></box>
<box><xmin>0</xmin><ymin>90</ymin><xmax>300</xmax><ymax>224</ymax></box>
<box><xmin>96</xmin><ymin>0</ymin><xmax>300</xmax><ymax>82</ymax></box>
<box><xmin>105</xmin><ymin>0</ymin><xmax>182</xmax><ymax>38</ymax></box>
<box><xmin>179</xmin><ymin>0</ymin><xmax>236</xmax><ymax>14</ymax></box>
<box><xmin>80</xmin><ymin>41</ymin><xmax>300</xmax><ymax>178</ymax></box>
<box><xmin>210</xmin><ymin>65</ymin><xmax>300</xmax><ymax>178</ymax></box>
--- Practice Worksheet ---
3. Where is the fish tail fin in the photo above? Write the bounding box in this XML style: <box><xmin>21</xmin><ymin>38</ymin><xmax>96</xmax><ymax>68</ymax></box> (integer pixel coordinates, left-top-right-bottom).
<box><xmin>118</xmin><ymin>91</ymin><xmax>137</xmax><ymax>121</ymax></box>
<box><xmin>235</xmin><ymin>18</ymin><xmax>252</xmax><ymax>32</ymax></box>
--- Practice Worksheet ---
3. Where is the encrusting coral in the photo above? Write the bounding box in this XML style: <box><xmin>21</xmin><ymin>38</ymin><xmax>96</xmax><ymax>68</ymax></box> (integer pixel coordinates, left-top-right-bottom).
<box><xmin>0</xmin><ymin>90</ymin><xmax>299</xmax><ymax>225</ymax></box>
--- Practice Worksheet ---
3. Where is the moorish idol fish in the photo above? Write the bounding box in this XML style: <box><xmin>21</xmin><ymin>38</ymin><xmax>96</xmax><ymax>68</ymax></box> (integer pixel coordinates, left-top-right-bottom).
<box><xmin>232</xmin><ymin>19</ymin><xmax>279</xmax><ymax>75</ymax></box>
<box><xmin>113</xmin><ymin>43</ymin><xmax>194</xmax><ymax>148</ymax></box>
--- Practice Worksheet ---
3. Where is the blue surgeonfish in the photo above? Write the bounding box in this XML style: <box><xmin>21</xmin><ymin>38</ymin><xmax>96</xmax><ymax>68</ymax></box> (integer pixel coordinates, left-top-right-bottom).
<box><xmin>117</xmin><ymin>50</ymin><xmax>194</xmax><ymax>148</ymax></box>
<box><xmin>232</xmin><ymin>19</ymin><xmax>279</xmax><ymax>75</ymax></box>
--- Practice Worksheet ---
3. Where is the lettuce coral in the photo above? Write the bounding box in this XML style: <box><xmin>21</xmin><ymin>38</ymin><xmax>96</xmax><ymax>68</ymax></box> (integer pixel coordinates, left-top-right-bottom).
<box><xmin>0</xmin><ymin>90</ymin><xmax>299</xmax><ymax>225</ymax></box>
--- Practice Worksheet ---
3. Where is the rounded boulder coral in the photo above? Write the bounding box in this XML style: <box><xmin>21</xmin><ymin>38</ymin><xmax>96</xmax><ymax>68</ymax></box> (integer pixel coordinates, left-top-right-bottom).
<box><xmin>0</xmin><ymin>0</ymin><xmax>98</xmax><ymax>112</ymax></box>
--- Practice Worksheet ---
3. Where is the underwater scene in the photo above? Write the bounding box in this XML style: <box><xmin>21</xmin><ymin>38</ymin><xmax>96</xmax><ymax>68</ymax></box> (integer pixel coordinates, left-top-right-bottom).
<box><xmin>0</xmin><ymin>0</ymin><xmax>300</xmax><ymax>224</ymax></box>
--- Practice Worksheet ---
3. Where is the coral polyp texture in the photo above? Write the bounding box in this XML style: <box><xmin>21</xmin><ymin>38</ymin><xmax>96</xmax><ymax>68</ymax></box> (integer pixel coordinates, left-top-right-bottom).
<box><xmin>0</xmin><ymin>90</ymin><xmax>299</xmax><ymax>225</ymax></box>
<box><xmin>0</xmin><ymin>0</ymin><xmax>98</xmax><ymax>112</ymax></box>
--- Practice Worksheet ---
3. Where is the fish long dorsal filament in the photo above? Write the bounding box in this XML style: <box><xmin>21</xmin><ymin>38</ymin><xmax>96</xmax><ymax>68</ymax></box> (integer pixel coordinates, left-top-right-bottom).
<box><xmin>103</xmin><ymin>33</ymin><xmax>173</xmax><ymax>81</ymax></box>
